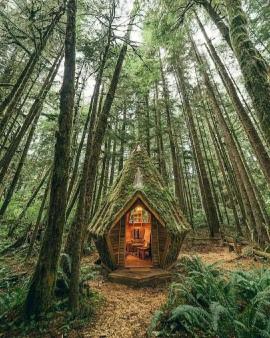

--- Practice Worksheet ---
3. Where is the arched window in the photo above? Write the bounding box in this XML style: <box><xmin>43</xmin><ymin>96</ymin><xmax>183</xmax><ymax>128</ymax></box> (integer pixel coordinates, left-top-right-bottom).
<box><xmin>129</xmin><ymin>205</ymin><xmax>150</xmax><ymax>224</ymax></box>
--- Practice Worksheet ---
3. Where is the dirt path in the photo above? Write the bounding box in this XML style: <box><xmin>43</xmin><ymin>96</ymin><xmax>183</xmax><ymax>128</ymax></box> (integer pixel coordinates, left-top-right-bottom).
<box><xmin>79</xmin><ymin>247</ymin><xmax>266</xmax><ymax>338</ymax></box>
<box><xmin>82</xmin><ymin>280</ymin><xmax>167</xmax><ymax>338</ymax></box>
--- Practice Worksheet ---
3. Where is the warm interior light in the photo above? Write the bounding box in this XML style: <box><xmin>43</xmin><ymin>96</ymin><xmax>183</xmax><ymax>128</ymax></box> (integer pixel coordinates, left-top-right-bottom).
<box><xmin>136</xmin><ymin>206</ymin><xmax>142</xmax><ymax>211</ymax></box>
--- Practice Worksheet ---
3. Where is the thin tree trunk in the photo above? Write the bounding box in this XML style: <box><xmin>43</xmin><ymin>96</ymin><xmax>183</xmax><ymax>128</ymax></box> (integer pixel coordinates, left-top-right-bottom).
<box><xmin>1</xmin><ymin>72</ymin><xmax>39</xmax><ymax>154</ymax></box>
<box><xmin>24</xmin><ymin>0</ymin><xmax>76</xmax><ymax>317</ymax></box>
<box><xmin>0</xmin><ymin>5</ymin><xmax>65</xmax><ymax>132</ymax></box>
<box><xmin>94</xmin><ymin>141</ymin><xmax>109</xmax><ymax>212</ymax></box>
<box><xmin>0</xmin><ymin>50</ymin><xmax>63</xmax><ymax>185</ymax></box>
<box><xmin>0</xmin><ymin>115</ymin><xmax>39</xmax><ymax>217</ymax></box>
<box><xmin>26</xmin><ymin>173</ymin><xmax>51</xmax><ymax>259</ymax></box>
<box><xmin>159</xmin><ymin>53</ymin><xmax>185</xmax><ymax>210</ymax></box>
<box><xmin>209</xmin><ymin>123</ymin><xmax>243</xmax><ymax>236</ymax></box>
<box><xmin>174</xmin><ymin>62</ymin><xmax>220</xmax><ymax>237</ymax></box>
<box><xmin>195</xmin><ymin>50</ymin><xmax>268</xmax><ymax>244</ymax></box>
<box><xmin>8</xmin><ymin>167</ymin><xmax>51</xmax><ymax>236</ymax></box>
<box><xmin>118</xmin><ymin>105</ymin><xmax>127</xmax><ymax>173</ymax></box>
<box><xmin>145</xmin><ymin>92</ymin><xmax>151</xmax><ymax>156</ymax></box>
<box><xmin>109</xmin><ymin>129</ymin><xmax>117</xmax><ymax>186</ymax></box>
<box><xmin>154</xmin><ymin>81</ymin><xmax>168</xmax><ymax>183</ymax></box>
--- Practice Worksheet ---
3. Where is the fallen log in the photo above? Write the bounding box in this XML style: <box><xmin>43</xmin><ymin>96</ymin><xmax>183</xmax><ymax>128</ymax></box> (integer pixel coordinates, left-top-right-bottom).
<box><xmin>253</xmin><ymin>249</ymin><xmax>270</xmax><ymax>260</ymax></box>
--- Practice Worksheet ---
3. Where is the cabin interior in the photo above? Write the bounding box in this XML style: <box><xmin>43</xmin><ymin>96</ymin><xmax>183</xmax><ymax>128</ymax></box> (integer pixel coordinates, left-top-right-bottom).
<box><xmin>125</xmin><ymin>201</ymin><xmax>152</xmax><ymax>267</ymax></box>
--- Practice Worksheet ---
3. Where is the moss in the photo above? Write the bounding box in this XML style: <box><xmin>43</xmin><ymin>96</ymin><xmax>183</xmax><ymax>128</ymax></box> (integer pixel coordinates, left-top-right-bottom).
<box><xmin>89</xmin><ymin>147</ymin><xmax>190</xmax><ymax>237</ymax></box>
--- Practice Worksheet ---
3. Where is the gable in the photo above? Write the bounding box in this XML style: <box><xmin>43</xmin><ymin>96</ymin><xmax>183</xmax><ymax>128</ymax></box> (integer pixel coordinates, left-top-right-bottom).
<box><xmin>109</xmin><ymin>192</ymin><xmax>166</xmax><ymax>232</ymax></box>
<box><xmin>88</xmin><ymin>147</ymin><xmax>191</xmax><ymax>237</ymax></box>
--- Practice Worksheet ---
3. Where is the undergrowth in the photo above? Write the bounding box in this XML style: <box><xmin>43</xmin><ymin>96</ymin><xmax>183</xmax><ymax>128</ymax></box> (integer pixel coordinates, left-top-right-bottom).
<box><xmin>148</xmin><ymin>257</ymin><xmax>270</xmax><ymax>338</ymax></box>
<box><xmin>0</xmin><ymin>252</ymin><xmax>102</xmax><ymax>337</ymax></box>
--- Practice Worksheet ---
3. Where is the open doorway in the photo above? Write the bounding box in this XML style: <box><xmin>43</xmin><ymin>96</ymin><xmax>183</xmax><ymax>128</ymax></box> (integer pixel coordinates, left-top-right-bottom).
<box><xmin>125</xmin><ymin>201</ymin><xmax>152</xmax><ymax>267</ymax></box>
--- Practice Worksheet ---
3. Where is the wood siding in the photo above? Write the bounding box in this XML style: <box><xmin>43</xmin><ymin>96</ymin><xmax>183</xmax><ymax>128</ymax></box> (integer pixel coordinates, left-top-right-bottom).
<box><xmin>118</xmin><ymin>216</ymin><xmax>125</xmax><ymax>266</ymax></box>
<box><xmin>94</xmin><ymin>237</ymin><xmax>116</xmax><ymax>270</ymax></box>
<box><xmin>158</xmin><ymin>221</ymin><xmax>168</xmax><ymax>267</ymax></box>
<box><xmin>108</xmin><ymin>216</ymin><xmax>125</xmax><ymax>267</ymax></box>
<box><xmin>163</xmin><ymin>236</ymin><xmax>184</xmax><ymax>268</ymax></box>
<box><xmin>109</xmin><ymin>221</ymin><xmax>121</xmax><ymax>265</ymax></box>
<box><xmin>151</xmin><ymin>217</ymin><xmax>160</xmax><ymax>267</ymax></box>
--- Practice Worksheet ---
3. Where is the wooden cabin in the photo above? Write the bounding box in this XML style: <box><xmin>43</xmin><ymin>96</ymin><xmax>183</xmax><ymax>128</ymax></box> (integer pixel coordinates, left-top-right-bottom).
<box><xmin>88</xmin><ymin>146</ymin><xmax>190</xmax><ymax>284</ymax></box>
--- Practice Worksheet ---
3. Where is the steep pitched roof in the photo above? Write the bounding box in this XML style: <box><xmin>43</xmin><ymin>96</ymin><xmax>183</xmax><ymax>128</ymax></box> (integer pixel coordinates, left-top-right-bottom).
<box><xmin>88</xmin><ymin>146</ymin><xmax>190</xmax><ymax>237</ymax></box>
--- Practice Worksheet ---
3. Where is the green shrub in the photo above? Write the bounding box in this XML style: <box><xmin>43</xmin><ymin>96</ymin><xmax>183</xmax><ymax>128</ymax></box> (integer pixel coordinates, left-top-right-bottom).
<box><xmin>148</xmin><ymin>257</ymin><xmax>270</xmax><ymax>338</ymax></box>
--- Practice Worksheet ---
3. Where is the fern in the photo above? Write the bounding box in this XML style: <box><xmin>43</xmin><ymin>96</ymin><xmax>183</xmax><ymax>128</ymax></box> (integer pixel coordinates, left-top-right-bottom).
<box><xmin>148</xmin><ymin>257</ymin><xmax>270</xmax><ymax>338</ymax></box>
<box><xmin>169</xmin><ymin>304</ymin><xmax>211</xmax><ymax>334</ymax></box>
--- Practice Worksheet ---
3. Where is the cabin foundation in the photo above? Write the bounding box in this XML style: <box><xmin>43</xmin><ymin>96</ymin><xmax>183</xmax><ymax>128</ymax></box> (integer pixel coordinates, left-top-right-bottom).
<box><xmin>108</xmin><ymin>267</ymin><xmax>172</xmax><ymax>286</ymax></box>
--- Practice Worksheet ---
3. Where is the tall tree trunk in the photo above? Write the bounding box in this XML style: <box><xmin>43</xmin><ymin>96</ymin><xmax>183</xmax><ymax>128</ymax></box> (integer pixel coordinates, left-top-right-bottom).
<box><xmin>193</xmin><ymin>103</ymin><xmax>224</xmax><ymax>228</ymax></box>
<box><xmin>94</xmin><ymin>140</ymin><xmax>109</xmax><ymax>212</ymax></box>
<box><xmin>200</xmin><ymin>0</ymin><xmax>232</xmax><ymax>49</ymax></box>
<box><xmin>209</xmin><ymin>123</ymin><xmax>243</xmax><ymax>236</ymax></box>
<box><xmin>160</xmin><ymin>55</ymin><xmax>185</xmax><ymax>210</ymax></box>
<box><xmin>109</xmin><ymin>128</ymin><xmax>117</xmax><ymax>186</ymax></box>
<box><xmin>66</xmin><ymin>11</ymin><xmax>136</xmax><ymax>312</ymax></box>
<box><xmin>154</xmin><ymin>81</ymin><xmax>168</xmax><ymax>183</ymax></box>
<box><xmin>102</xmin><ymin>139</ymin><xmax>111</xmax><ymax>199</ymax></box>
<box><xmin>67</xmin><ymin>88</ymin><xmax>94</xmax><ymax>201</ymax></box>
<box><xmin>24</xmin><ymin>0</ymin><xmax>76</xmax><ymax>317</ymax></box>
<box><xmin>118</xmin><ymin>105</ymin><xmax>127</xmax><ymax>173</ymax></box>
<box><xmin>196</xmin><ymin>15</ymin><xmax>270</xmax><ymax>186</ymax></box>
<box><xmin>145</xmin><ymin>92</ymin><xmax>151</xmax><ymax>156</ymax></box>
<box><xmin>174</xmin><ymin>63</ymin><xmax>220</xmax><ymax>237</ymax></box>
<box><xmin>177</xmin><ymin>121</ymin><xmax>194</xmax><ymax>225</ymax></box>
<box><xmin>195</xmin><ymin>50</ymin><xmax>269</xmax><ymax>244</ymax></box>
<box><xmin>224</xmin><ymin>0</ymin><xmax>270</xmax><ymax>144</ymax></box>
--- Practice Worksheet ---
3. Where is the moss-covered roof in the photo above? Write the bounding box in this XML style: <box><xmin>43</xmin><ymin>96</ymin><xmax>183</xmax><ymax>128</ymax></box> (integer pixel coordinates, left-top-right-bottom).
<box><xmin>88</xmin><ymin>146</ymin><xmax>191</xmax><ymax>237</ymax></box>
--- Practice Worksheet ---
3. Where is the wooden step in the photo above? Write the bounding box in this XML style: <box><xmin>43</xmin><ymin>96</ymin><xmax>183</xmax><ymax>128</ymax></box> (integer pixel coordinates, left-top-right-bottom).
<box><xmin>108</xmin><ymin>268</ymin><xmax>171</xmax><ymax>286</ymax></box>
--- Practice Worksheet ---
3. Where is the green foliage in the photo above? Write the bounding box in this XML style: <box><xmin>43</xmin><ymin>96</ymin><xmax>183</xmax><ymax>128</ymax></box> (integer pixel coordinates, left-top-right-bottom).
<box><xmin>0</xmin><ymin>255</ymin><xmax>102</xmax><ymax>336</ymax></box>
<box><xmin>148</xmin><ymin>257</ymin><xmax>270</xmax><ymax>337</ymax></box>
<box><xmin>0</xmin><ymin>266</ymin><xmax>29</xmax><ymax>319</ymax></box>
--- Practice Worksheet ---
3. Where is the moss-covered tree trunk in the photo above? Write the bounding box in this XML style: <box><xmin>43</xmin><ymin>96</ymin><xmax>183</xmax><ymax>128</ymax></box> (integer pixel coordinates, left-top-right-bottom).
<box><xmin>200</xmin><ymin>0</ymin><xmax>232</xmax><ymax>49</ymax></box>
<box><xmin>196</xmin><ymin>15</ymin><xmax>270</xmax><ymax>186</ymax></box>
<box><xmin>24</xmin><ymin>0</ymin><xmax>76</xmax><ymax>317</ymax></box>
<box><xmin>224</xmin><ymin>0</ymin><xmax>270</xmax><ymax>144</ymax></box>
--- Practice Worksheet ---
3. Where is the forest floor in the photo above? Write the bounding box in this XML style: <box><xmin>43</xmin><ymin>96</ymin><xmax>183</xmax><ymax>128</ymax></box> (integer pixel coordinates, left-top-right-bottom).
<box><xmin>0</xmin><ymin>239</ymin><xmax>268</xmax><ymax>338</ymax></box>
<box><xmin>75</xmin><ymin>242</ymin><xmax>266</xmax><ymax>338</ymax></box>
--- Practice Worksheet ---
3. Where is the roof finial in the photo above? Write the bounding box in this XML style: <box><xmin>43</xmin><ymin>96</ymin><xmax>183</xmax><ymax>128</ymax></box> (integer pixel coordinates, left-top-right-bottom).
<box><xmin>135</xmin><ymin>144</ymin><xmax>141</xmax><ymax>152</ymax></box>
<box><xmin>133</xmin><ymin>167</ymin><xmax>143</xmax><ymax>189</ymax></box>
